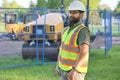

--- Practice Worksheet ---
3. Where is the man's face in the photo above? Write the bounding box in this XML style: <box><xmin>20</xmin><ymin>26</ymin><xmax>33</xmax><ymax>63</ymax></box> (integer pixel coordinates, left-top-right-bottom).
<box><xmin>69</xmin><ymin>10</ymin><xmax>81</xmax><ymax>25</ymax></box>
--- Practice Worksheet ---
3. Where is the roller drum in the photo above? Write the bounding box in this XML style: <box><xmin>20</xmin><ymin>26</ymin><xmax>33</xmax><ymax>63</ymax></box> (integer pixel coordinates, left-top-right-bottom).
<box><xmin>22</xmin><ymin>43</ymin><xmax>59</xmax><ymax>60</ymax></box>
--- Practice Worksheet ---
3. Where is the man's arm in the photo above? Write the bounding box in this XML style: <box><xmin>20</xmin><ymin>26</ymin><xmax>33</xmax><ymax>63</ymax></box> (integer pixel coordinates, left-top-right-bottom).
<box><xmin>67</xmin><ymin>44</ymin><xmax>89</xmax><ymax>80</ymax></box>
<box><xmin>74</xmin><ymin>27</ymin><xmax>90</xmax><ymax>70</ymax></box>
<box><xmin>73</xmin><ymin>43</ymin><xmax>89</xmax><ymax>70</ymax></box>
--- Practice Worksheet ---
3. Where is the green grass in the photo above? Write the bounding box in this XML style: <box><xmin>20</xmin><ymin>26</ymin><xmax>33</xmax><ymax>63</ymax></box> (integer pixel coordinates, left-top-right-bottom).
<box><xmin>0</xmin><ymin>23</ymin><xmax>5</xmax><ymax>32</ymax></box>
<box><xmin>0</xmin><ymin>57</ymin><xmax>36</xmax><ymax>66</ymax></box>
<box><xmin>0</xmin><ymin>22</ymin><xmax>23</xmax><ymax>33</ymax></box>
<box><xmin>89</xmin><ymin>24</ymin><xmax>120</xmax><ymax>36</ymax></box>
<box><xmin>0</xmin><ymin>46</ymin><xmax>120</xmax><ymax>80</ymax></box>
<box><xmin>0</xmin><ymin>64</ymin><xmax>58</xmax><ymax>80</ymax></box>
<box><xmin>86</xmin><ymin>46</ymin><xmax>120</xmax><ymax>80</ymax></box>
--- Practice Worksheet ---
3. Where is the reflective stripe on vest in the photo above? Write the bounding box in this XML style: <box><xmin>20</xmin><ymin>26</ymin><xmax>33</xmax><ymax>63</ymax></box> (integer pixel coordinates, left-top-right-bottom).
<box><xmin>59</xmin><ymin>24</ymin><xmax>88</xmax><ymax>73</ymax></box>
<box><xmin>60</xmin><ymin>42</ymin><xmax>79</xmax><ymax>54</ymax></box>
<box><xmin>70</xmin><ymin>26</ymin><xmax>84</xmax><ymax>46</ymax></box>
<box><xmin>59</xmin><ymin>55</ymin><xmax>76</xmax><ymax>66</ymax></box>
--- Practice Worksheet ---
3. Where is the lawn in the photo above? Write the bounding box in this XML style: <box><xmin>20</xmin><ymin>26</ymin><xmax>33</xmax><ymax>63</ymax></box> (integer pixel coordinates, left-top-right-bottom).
<box><xmin>0</xmin><ymin>23</ymin><xmax>5</xmax><ymax>32</ymax></box>
<box><xmin>89</xmin><ymin>24</ymin><xmax>120</xmax><ymax>36</ymax></box>
<box><xmin>85</xmin><ymin>46</ymin><xmax>120</xmax><ymax>80</ymax></box>
<box><xmin>0</xmin><ymin>46</ymin><xmax>120</xmax><ymax>80</ymax></box>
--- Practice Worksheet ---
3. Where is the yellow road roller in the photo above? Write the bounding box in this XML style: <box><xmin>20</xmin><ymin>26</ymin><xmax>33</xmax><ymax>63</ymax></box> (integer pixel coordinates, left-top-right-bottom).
<box><xmin>19</xmin><ymin>13</ymin><xmax>64</xmax><ymax>60</ymax></box>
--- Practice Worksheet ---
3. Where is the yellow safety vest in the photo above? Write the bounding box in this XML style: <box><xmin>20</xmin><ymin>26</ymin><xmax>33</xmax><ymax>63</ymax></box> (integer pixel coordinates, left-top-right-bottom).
<box><xmin>58</xmin><ymin>24</ymin><xmax>89</xmax><ymax>73</ymax></box>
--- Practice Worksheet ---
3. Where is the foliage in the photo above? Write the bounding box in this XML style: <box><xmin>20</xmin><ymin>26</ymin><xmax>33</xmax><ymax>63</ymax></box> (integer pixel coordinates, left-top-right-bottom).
<box><xmin>114</xmin><ymin>1</ymin><xmax>120</xmax><ymax>12</ymax></box>
<box><xmin>36</xmin><ymin>0</ymin><xmax>101</xmax><ymax>10</ymax></box>
<box><xmin>89</xmin><ymin>11</ymin><xmax>101</xmax><ymax>25</ymax></box>
<box><xmin>36</xmin><ymin>0</ymin><xmax>101</xmax><ymax>23</ymax></box>
<box><xmin>63</xmin><ymin>0</ymin><xmax>73</xmax><ymax>9</ymax></box>
<box><xmin>47</xmin><ymin>0</ymin><xmax>60</xmax><ymax>9</ymax></box>
<box><xmin>2</xmin><ymin>0</ymin><xmax>23</xmax><ymax>8</ymax></box>
<box><xmin>36</xmin><ymin>0</ymin><xmax>47</xmax><ymax>8</ymax></box>
<box><xmin>98</xmin><ymin>4</ymin><xmax>111</xmax><ymax>10</ymax></box>
<box><xmin>2</xmin><ymin>0</ymin><xmax>10</xmax><ymax>8</ymax></box>
<box><xmin>80</xmin><ymin>0</ymin><xmax>101</xmax><ymax>10</ymax></box>
<box><xmin>9</xmin><ymin>0</ymin><xmax>23</xmax><ymax>8</ymax></box>
<box><xmin>29</xmin><ymin>0</ymin><xmax>36</xmax><ymax>8</ymax></box>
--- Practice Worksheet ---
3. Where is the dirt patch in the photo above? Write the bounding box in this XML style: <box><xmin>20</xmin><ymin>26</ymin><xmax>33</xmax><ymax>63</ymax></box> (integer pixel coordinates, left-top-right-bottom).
<box><xmin>0</xmin><ymin>37</ymin><xmax>24</xmax><ymax>57</ymax></box>
<box><xmin>91</xmin><ymin>36</ymin><xmax>120</xmax><ymax>49</ymax></box>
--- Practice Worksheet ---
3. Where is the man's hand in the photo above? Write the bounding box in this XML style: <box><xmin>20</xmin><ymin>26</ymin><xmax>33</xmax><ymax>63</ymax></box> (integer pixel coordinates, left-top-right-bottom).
<box><xmin>67</xmin><ymin>69</ymin><xmax>76</xmax><ymax>80</ymax></box>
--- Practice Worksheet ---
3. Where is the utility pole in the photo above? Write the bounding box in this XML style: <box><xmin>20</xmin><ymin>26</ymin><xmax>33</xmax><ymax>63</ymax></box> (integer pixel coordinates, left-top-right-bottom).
<box><xmin>85</xmin><ymin>0</ymin><xmax>89</xmax><ymax>28</ymax></box>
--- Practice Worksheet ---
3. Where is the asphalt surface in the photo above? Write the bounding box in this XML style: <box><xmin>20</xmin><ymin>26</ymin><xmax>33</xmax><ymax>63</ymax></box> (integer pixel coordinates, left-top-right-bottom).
<box><xmin>0</xmin><ymin>35</ymin><xmax>120</xmax><ymax>57</ymax></box>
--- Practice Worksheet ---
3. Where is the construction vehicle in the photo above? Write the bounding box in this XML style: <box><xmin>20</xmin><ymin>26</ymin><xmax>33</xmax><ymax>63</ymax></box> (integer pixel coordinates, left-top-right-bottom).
<box><xmin>5</xmin><ymin>13</ymin><xmax>19</xmax><ymax>40</ymax></box>
<box><xmin>4</xmin><ymin>12</ymin><xmax>41</xmax><ymax>40</ymax></box>
<box><xmin>20</xmin><ymin>13</ymin><xmax>65</xmax><ymax>60</ymax></box>
<box><xmin>5</xmin><ymin>12</ymin><xmax>19</xmax><ymax>40</ymax></box>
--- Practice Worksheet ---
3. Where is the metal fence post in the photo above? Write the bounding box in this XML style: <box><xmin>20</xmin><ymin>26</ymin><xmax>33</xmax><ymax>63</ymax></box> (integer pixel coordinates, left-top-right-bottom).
<box><xmin>118</xmin><ymin>17</ymin><xmax>120</xmax><ymax>35</ymax></box>
<box><xmin>104</xmin><ymin>10</ymin><xmax>112</xmax><ymax>54</ymax></box>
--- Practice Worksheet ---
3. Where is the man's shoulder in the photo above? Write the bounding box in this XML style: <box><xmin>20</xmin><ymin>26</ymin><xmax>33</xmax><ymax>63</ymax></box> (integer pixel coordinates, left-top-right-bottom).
<box><xmin>78</xmin><ymin>24</ymin><xmax>90</xmax><ymax>32</ymax></box>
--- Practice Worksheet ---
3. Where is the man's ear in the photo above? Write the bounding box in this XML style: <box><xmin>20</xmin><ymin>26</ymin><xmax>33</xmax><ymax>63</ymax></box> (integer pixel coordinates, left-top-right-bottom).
<box><xmin>80</xmin><ymin>13</ymin><xmax>84</xmax><ymax>19</ymax></box>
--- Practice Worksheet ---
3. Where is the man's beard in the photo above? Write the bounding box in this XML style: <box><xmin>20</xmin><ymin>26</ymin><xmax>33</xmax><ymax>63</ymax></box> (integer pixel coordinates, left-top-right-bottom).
<box><xmin>69</xmin><ymin>16</ymin><xmax>80</xmax><ymax>27</ymax></box>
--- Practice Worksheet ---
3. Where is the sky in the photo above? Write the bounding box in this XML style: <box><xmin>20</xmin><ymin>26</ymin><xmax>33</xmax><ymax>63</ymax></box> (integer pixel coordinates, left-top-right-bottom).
<box><xmin>0</xmin><ymin>0</ymin><xmax>119</xmax><ymax>10</ymax></box>
<box><xmin>100</xmin><ymin>0</ymin><xmax>119</xmax><ymax>10</ymax></box>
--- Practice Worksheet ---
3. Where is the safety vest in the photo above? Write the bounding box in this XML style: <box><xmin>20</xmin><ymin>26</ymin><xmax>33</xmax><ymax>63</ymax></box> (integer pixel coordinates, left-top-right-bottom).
<box><xmin>58</xmin><ymin>24</ymin><xmax>89</xmax><ymax>73</ymax></box>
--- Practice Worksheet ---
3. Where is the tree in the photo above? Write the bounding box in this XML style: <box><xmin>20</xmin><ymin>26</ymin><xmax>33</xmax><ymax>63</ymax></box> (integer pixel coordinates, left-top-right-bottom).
<box><xmin>29</xmin><ymin>0</ymin><xmax>36</xmax><ymax>8</ymax></box>
<box><xmin>36</xmin><ymin>0</ymin><xmax>59</xmax><ymax>9</ymax></box>
<box><xmin>36</xmin><ymin>0</ymin><xmax>101</xmax><ymax>10</ymax></box>
<box><xmin>10</xmin><ymin>0</ymin><xmax>23</xmax><ymax>8</ymax></box>
<box><xmin>64</xmin><ymin>0</ymin><xmax>101</xmax><ymax>10</ymax></box>
<box><xmin>78</xmin><ymin>0</ymin><xmax>101</xmax><ymax>10</ymax></box>
<box><xmin>98</xmin><ymin>4</ymin><xmax>111</xmax><ymax>10</ymax></box>
<box><xmin>2</xmin><ymin>0</ymin><xmax>10</xmax><ymax>8</ymax></box>
<box><xmin>36</xmin><ymin>0</ymin><xmax>47</xmax><ymax>8</ymax></box>
<box><xmin>63</xmin><ymin>0</ymin><xmax>73</xmax><ymax>9</ymax></box>
<box><xmin>114</xmin><ymin>1</ymin><xmax>120</xmax><ymax>12</ymax></box>
<box><xmin>47</xmin><ymin>0</ymin><xmax>59</xmax><ymax>9</ymax></box>
<box><xmin>2</xmin><ymin>0</ymin><xmax>23</xmax><ymax>8</ymax></box>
